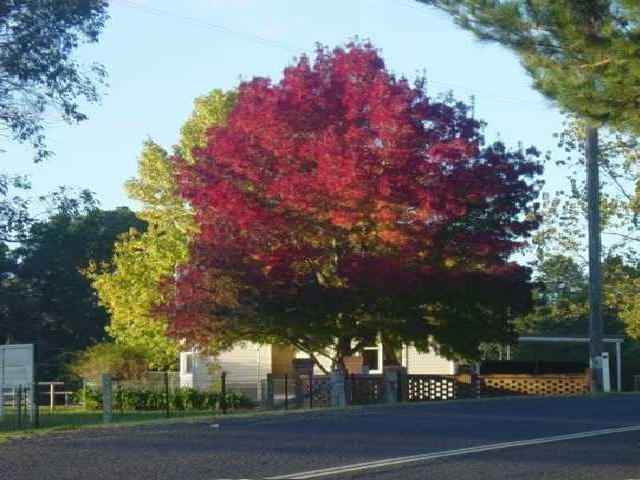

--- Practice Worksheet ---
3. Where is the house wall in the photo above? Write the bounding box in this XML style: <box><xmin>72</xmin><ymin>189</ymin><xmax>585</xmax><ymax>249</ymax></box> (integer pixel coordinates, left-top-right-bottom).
<box><xmin>402</xmin><ymin>346</ymin><xmax>457</xmax><ymax>375</ymax></box>
<box><xmin>180</xmin><ymin>342</ymin><xmax>272</xmax><ymax>399</ymax></box>
<box><xmin>271</xmin><ymin>344</ymin><xmax>295</xmax><ymax>377</ymax></box>
<box><xmin>294</xmin><ymin>348</ymin><xmax>334</xmax><ymax>374</ymax></box>
<box><xmin>180</xmin><ymin>342</ymin><xmax>457</xmax><ymax>392</ymax></box>
<box><xmin>216</xmin><ymin>342</ymin><xmax>272</xmax><ymax>383</ymax></box>
<box><xmin>192</xmin><ymin>353</ymin><xmax>217</xmax><ymax>390</ymax></box>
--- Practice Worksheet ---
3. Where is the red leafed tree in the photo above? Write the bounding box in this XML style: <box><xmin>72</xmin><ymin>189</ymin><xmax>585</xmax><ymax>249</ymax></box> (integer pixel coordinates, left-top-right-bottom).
<box><xmin>165</xmin><ymin>42</ymin><xmax>542</xmax><ymax>368</ymax></box>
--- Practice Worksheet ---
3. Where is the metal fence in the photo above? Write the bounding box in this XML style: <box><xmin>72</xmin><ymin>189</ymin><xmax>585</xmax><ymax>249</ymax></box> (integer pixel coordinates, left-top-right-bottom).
<box><xmin>270</xmin><ymin>374</ymin><xmax>330</xmax><ymax>409</ymax></box>
<box><xmin>0</xmin><ymin>385</ymin><xmax>35</xmax><ymax>430</ymax></box>
<box><xmin>268</xmin><ymin>373</ymin><xmax>386</xmax><ymax>410</ymax></box>
<box><xmin>1</xmin><ymin>368</ymin><xmax>595</xmax><ymax>433</ymax></box>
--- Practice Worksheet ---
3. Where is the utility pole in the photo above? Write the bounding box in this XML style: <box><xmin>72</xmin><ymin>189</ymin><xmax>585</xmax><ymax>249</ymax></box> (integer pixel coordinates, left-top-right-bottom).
<box><xmin>586</xmin><ymin>125</ymin><xmax>603</xmax><ymax>393</ymax></box>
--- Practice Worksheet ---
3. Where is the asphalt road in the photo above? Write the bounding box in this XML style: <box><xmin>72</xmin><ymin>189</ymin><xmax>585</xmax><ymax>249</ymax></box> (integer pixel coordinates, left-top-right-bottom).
<box><xmin>1</xmin><ymin>395</ymin><xmax>639</xmax><ymax>480</ymax></box>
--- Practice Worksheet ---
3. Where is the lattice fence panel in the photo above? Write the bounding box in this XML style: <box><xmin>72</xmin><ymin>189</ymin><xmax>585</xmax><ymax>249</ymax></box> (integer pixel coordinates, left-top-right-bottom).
<box><xmin>407</xmin><ymin>375</ymin><xmax>457</xmax><ymax>401</ymax></box>
<box><xmin>295</xmin><ymin>375</ymin><xmax>332</xmax><ymax>408</ymax></box>
<box><xmin>480</xmin><ymin>374</ymin><xmax>588</xmax><ymax>397</ymax></box>
<box><xmin>309</xmin><ymin>376</ymin><xmax>331</xmax><ymax>407</ymax></box>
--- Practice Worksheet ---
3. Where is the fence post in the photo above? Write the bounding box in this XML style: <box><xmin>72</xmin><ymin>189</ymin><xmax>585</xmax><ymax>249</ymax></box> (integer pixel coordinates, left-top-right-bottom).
<box><xmin>164</xmin><ymin>371</ymin><xmax>170</xmax><ymax>418</ymax></box>
<box><xmin>34</xmin><ymin>389</ymin><xmax>39</xmax><ymax>429</ymax></box>
<box><xmin>0</xmin><ymin>386</ymin><xmax>4</xmax><ymax>422</ymax></box>
<box><xmin>473</xmin><ymin>364</ymin><xmax>481</xmax><ymax>400</ymax></box>
<box><xmin>17</xmin><ymin>385</ymin><xmax>22</xmax><ymax>428</ymax></box>
<box><xmin>383</xmin><ymin>368</ymin><xmax>398</xmax><ymax>403</ymax></box>
<box><xmin>220</xmin><ymin>372</ymin><xmax>227</xmax><ymax>414</ymax></box>
<box><xmin>117</xmin><ymin>383</ymin><xmax>124</xmax><ymax>416</ymax></box>
<box><xmin>266</xmin><ymin>373</ymin><xmax>274</xmax><ymax>408</ymax></box>
<box><xmin>399</xmin><ymin>368</ymin><xmax>409</xmax><ymax>402</ymax></box>
<box><xmin>309</xmin><ymin>373</ymin><xmax>313</xmax><ymax>409</ymax></box>
<box><xmin>102</xmin><ymin>373</ymin><xmax>112</xmax><ymax>424</ymax></box>
<box><xmin>294</xmin><ymin>375</ymin><xmax>303</xmax><ymax>409</ymax></box>
<box><xmin>18</xmin><ymin>385</ymin><xmax>22</xmax><ymax>428</ymax></box>
<box><xmin>330</xmin><ymin>369</ymin><xmax>346</xmax><ymax>408</ymax></box>
<box><xmin>284</xmin><ymin>373</ymin><xmax>288</xmax><ymax>411</ymax></box>
<box><xmin>29</xmin><ymin>383</ymin><xmax>36</xmax><ymax>427</ymax></box>
<box><xmin>49</xmin><ymin>383</ymin><xmax>54</xmax><ymax>412</ymax></box>
<box><xmin>350</xmin><ymin>373</ymin><xmax>357</xmax><ymax>405</ymax></box>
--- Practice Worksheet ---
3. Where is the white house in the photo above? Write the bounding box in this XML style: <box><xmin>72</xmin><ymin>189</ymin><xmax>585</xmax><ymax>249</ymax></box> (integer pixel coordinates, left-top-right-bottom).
<box><xmin>179</xmin><ymin>341</ymin><xmax>457</xmax><ymax>398</ymax></box>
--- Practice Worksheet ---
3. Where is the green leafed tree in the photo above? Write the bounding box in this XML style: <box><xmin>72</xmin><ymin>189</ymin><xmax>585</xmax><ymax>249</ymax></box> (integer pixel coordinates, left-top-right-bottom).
<box><xmin>534</xmin><ymin>120</ymin><xmax>640</xmax><ymax>338</ymax></box>
<box><xmin>0</xmin><ymin>201</ymin><xmax>144</xmax><ymax>379</ymax></box>
<box><xmin>535</xmin><ymin>119</ymin><xmax>640</xmax><ymax>263</ymax></box>
<box><xmin>89</xmin><ymin>89</ymin><xmax>235</xmax><ymax>369</ymax></box>
<box><xmin>416</xmin><ymin>0</ymin><xmax>640</xmax><ymax>391</ymax></box>
<box><xmin>0</xmin><ymin>0</ymin><xmax>109</xmax><ymax>162</ymax></box>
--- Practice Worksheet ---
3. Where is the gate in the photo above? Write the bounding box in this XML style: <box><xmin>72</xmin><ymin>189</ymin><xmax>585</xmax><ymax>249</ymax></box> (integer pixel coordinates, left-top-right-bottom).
<box><xmin>346</xmin><ymin>374</ymin><xmax>385</xmax><ymax>405</ymax></box>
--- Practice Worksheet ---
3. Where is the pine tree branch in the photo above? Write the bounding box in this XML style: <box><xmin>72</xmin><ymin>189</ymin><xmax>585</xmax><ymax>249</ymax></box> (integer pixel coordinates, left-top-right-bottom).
<box><xmin>577</xmin><ymin>59</ymin><xmax>612</xmax><ymax>69</ymax></box>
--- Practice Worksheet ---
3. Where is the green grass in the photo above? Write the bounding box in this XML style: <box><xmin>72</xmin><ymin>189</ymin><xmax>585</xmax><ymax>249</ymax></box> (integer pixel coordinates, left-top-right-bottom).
<box><xmin>0</xmin><ymin>406</ymin><xmax>226</xmax><ymax>437</ymax></box>
<box><xmin>3</xmin><ymin>392</ymin><xmax>637</xmax><ymax>443</ymax></box>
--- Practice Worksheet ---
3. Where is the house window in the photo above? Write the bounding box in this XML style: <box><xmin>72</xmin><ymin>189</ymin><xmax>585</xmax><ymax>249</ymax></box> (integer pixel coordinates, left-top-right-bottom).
<box><xmin>362</xmin><ymin>349</ymin><xmax>379</xmax><ymax>372</ymax></box>
<box><xmin>183</xmin><ymin>353</ymin><xmax>194</xmax><ymax>374</ymax></box>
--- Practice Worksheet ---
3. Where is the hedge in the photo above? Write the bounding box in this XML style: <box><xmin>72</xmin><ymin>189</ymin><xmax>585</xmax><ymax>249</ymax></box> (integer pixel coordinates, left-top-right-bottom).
<box><xmin>80</xmin><ymin>388</ymin><xmax>254</xmax><ymax>411</ymax></box>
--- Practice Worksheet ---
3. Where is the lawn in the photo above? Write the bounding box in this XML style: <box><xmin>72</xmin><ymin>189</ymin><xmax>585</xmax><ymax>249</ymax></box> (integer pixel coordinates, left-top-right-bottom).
<box><xmin>0</xmin><ymin>406</ymin><xmax>224</xmax><ymax>436</ymax></box>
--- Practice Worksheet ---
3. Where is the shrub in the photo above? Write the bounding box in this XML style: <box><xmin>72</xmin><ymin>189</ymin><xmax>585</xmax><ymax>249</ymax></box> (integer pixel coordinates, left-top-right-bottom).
<box><xmin>70</xmin><ymin>343</ymin><xmax>149</xmax><ymax>383</ymax></box>
<box><xmin>79</xmin><ymin>387</ymin><xmax>253</xmax><ymax>412</ymax></box>
<box><xmin>77</xmin><ymin>388</ymin><xmax>103</xmax><ymax>410</ymax></box>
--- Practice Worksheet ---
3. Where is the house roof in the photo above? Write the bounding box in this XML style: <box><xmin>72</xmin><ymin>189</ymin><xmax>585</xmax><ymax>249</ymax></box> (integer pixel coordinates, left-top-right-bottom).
<box><xmin>518</xmin><ymin>334</ymin><xmax>624</xmax><ymax>344</ymax></box>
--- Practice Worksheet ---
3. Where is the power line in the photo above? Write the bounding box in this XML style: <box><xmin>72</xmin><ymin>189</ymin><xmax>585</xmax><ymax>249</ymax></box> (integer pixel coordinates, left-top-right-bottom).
<box><xmin>391</xmin><ymin>0</ymin><xmax>550</xmax><ymax>110</ymax></box>
<box><xmin>428</xmin><ymin>79</ymin><xmax>551</xmax><ymax>110</ymax></box>
<box><xmin>112</xmin><ymin>0</ymin><xmax>552</xmax><ymax>111</ymax></box>
<box><xmin>111</xmin><ymin>0</ymin><xmax>303</xmax><ymax>53</ymax></box>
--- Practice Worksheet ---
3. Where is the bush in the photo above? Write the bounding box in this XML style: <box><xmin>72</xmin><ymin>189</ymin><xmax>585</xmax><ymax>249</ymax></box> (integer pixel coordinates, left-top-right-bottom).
<box><xmin>70</xmin><ymin>343</ymin><xmax>149</xmax><ymax>383</ymax></box>
<box><xmin>79</xmin><ymin>387</ymin><xmax>254</xmax><ymax>412</ymax></box>
<box><xmin>73</xmin><ymin>388</ymin><xmax>103</xmax><ymax>410</ymax></box>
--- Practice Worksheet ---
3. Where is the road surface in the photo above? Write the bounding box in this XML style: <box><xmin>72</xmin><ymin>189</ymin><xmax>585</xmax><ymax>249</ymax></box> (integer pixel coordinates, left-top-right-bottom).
<box><xmin>1</xmin><ymin>395</ymin><xmax>639</xmax><ymax>479</ymax></box>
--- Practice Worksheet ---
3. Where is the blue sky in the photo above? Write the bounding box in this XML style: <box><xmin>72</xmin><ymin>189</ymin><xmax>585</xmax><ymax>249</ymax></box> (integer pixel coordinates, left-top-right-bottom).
<box><xmin>4</xmin><ymin>0</ymin><xmax>567</xmax><ymax>210</ymax></box>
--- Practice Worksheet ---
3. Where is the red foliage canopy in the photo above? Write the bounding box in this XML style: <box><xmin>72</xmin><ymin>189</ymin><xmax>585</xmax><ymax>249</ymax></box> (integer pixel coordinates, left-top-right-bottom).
<box><xmin>166</xmin><ymin>43</ymin><xmax>542</xmax><ymax>361</ymax></box>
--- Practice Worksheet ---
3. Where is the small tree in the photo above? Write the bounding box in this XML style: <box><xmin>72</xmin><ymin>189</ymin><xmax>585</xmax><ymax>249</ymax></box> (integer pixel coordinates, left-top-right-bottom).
<box><xmin>89</xmin><ymin>89</ymin><xmax>236</xmax><ymax>369</ymax></box>
<box><xmin>70</xmin><ymin>343</ymin><xmax>148</xmax><ymax>384</ymax></box>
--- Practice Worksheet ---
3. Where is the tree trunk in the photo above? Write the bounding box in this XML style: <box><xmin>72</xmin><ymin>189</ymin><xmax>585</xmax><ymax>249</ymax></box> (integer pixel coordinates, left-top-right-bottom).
<box><xmin>586</xmin><ymin>125</ymin><xmax>603</xmax><ymax>393</ymax></box>
<box><xmin>335</xmin><ymin>336</ymin><xmax>352</xmax><ymax>369</ymax></box>
<box><xmin>383</xmin><ymin>344</ymin><xmax>401</xmax><ymax>366</ymax></box>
